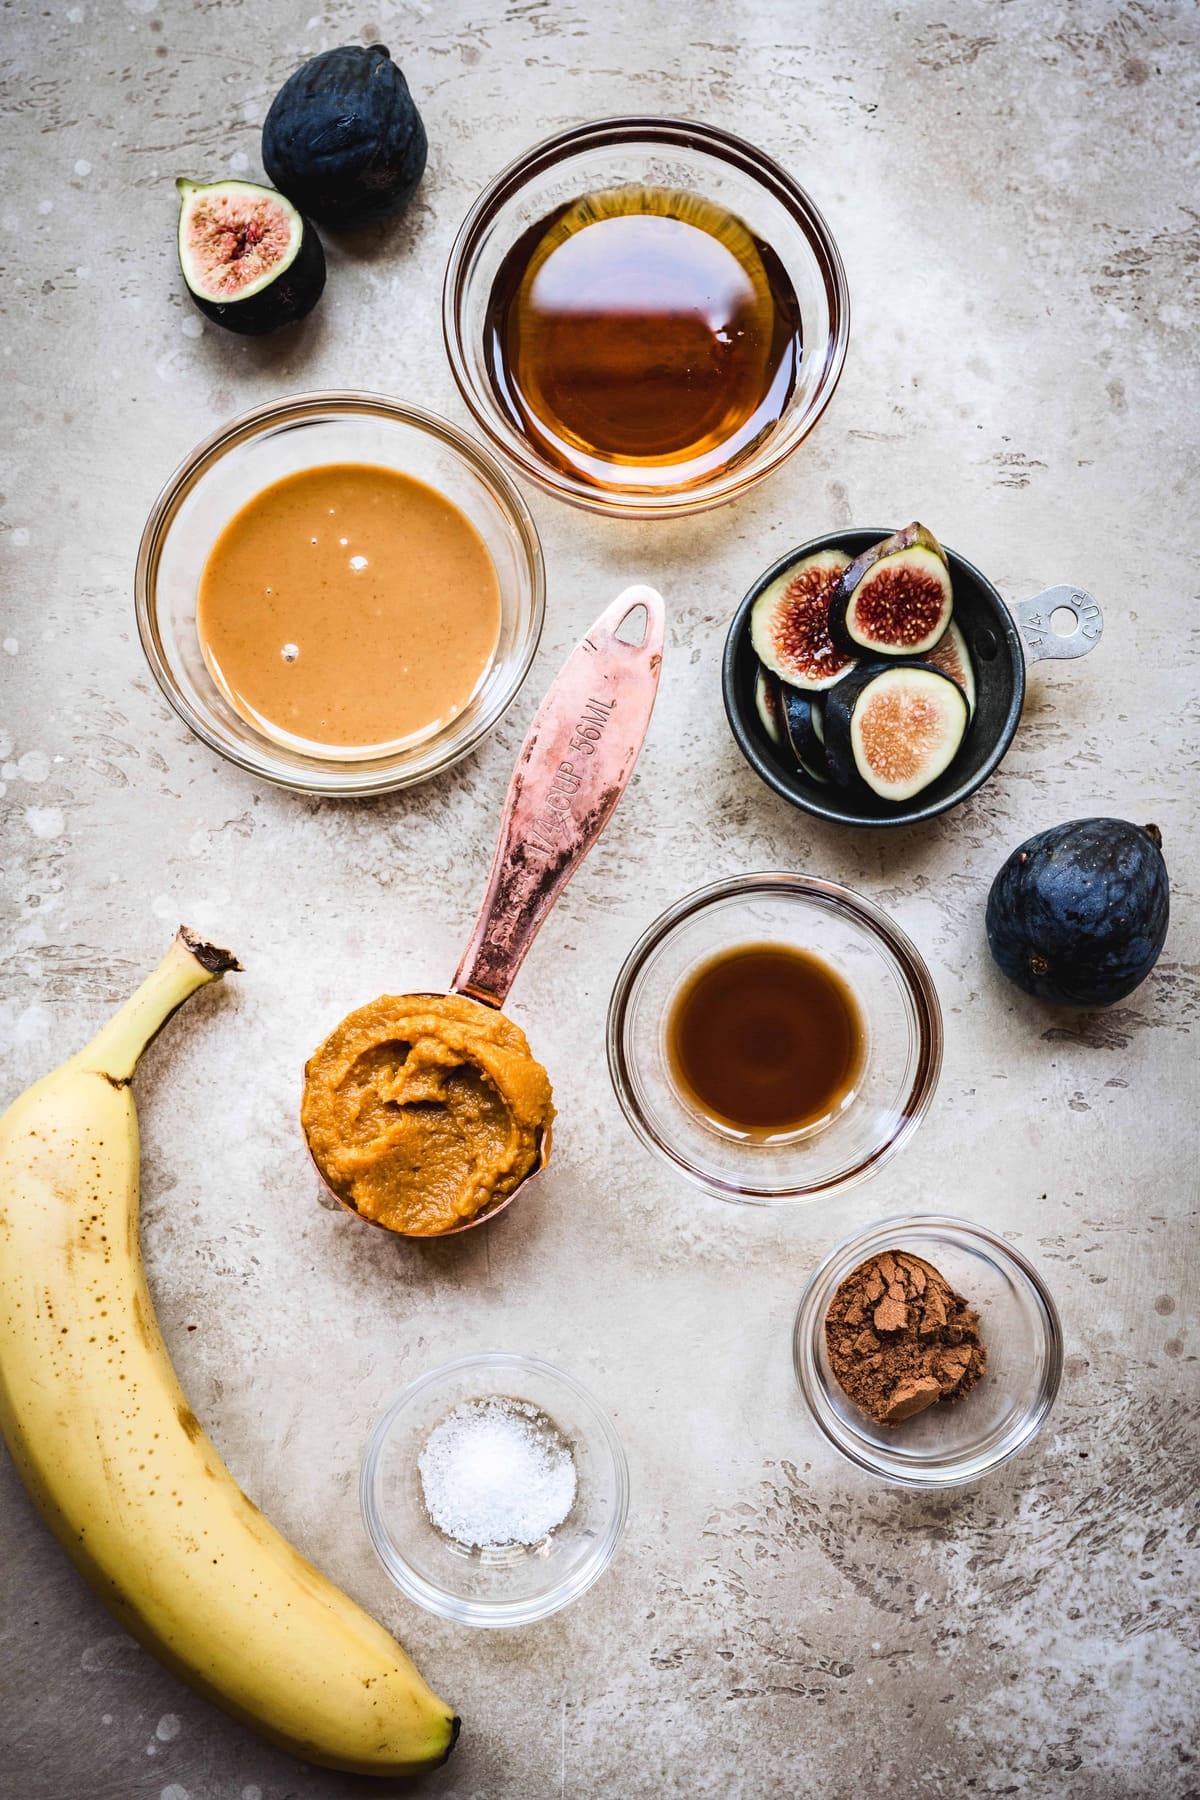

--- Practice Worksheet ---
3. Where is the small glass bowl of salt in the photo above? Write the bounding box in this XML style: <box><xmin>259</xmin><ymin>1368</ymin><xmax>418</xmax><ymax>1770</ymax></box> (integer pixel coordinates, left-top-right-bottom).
<box><xmin>360</xmin><ymin>1351</ymin><xmax>629</xmax><ymax>1626</ymax></box>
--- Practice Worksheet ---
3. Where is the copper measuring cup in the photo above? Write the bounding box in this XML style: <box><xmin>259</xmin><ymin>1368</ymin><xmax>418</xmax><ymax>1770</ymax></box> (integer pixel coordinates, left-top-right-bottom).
<box><xmin>305</xmin><ymin>584</ymin><xmax>666</xmax><ymax>1235</ymax></box>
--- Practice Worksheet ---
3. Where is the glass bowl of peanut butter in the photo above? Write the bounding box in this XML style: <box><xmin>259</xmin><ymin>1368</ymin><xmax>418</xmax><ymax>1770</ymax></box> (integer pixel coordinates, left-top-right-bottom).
<box><xmin>136</xmin><ymin>392</ymin><xmax>544</xmax><ymax>795</ymax></box>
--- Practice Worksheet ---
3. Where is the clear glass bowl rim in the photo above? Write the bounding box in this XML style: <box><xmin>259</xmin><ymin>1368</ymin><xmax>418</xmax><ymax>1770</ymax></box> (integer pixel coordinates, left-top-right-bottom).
<box><xmin>605</xmin><ymin>872</ymin><xmax>943</xmax><ymax>1204</ymax></box>
<box><xmin>442</xmin><ymin>114</ymin><xmax>851</xmax><ymax>518</ymax></box>
<box><xmin>359</xmin><ymin>1349</ymin><xmax>631</xmax><ymax>1628</ymax></box>
<box><xmin>793</xmin><ymin>1212</ymin><xmax>1064</xmax><ymax>1489</ymax></box>
<box><xmin>134</xmin><ymin>390</ymin><xmax>546</xmax><ymax>796</ymax></box>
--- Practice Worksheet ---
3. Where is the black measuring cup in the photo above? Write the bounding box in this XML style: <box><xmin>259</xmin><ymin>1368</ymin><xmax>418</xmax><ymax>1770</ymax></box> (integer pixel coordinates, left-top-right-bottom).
<box><xmin>723</xmin><ymin>527</ymin><xmax>1103</xmax><ymax>828</ymax></box>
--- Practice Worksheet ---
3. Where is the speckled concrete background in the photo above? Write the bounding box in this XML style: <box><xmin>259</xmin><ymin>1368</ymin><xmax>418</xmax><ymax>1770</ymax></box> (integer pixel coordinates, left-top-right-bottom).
<box><xmin>1</xmin><ymin>1</ymin><xmax>1197</xmax><ymax>1796</ymax></box>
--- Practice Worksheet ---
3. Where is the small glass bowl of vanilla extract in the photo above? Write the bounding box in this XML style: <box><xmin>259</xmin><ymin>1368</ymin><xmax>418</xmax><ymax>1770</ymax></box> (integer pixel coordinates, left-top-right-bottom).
<box><xmin>444</xmin><ymin>118</ymin><xmax>849</xmax><ymax>517</ymax></box>
<box><xmin>606</xmin><ymin>874</ymin><xmax>942</xmax><ymax>1204</ymax></box>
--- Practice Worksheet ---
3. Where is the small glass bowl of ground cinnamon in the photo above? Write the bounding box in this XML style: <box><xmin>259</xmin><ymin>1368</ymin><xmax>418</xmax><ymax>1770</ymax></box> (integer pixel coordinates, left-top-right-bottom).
<box><xmin>793</xmin><ymin>1215</ymin><xmax>1062</xmax><ymax>1487</ymax></box>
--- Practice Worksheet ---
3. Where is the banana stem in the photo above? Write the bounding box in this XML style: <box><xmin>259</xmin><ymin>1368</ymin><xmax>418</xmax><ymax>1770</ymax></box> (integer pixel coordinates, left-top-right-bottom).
<box><xmin>70</xmin><ymin>927</ymin><xmax>242</xmax><ymax>1083</ymax></box>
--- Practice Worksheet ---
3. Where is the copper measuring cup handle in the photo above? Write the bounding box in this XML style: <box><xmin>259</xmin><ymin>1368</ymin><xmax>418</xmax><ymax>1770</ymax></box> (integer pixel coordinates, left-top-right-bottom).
<box><xmin>452</xmin><ymin>585</ymin><xmax>665</xmax><ymax>1011</ymax></box>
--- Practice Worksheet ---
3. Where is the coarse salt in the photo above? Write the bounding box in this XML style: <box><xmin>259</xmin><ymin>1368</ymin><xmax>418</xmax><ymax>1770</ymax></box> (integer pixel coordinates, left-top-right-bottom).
<box><xmin>418</xmin><ymin>1396</ymin><xmax>576</xmax><ymax>1549</ymax></box>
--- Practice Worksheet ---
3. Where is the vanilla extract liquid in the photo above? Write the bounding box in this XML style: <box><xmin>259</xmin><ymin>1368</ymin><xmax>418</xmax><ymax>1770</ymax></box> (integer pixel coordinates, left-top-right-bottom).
<box><xmin>484</xmin><ymin>186</ymin><xmax>803</xmax><ymax>490</ymax></box>
<box><xmin>667</xmin><ymin>944</ymin><xmax>865</xmax><ymax>1139</ymax></box>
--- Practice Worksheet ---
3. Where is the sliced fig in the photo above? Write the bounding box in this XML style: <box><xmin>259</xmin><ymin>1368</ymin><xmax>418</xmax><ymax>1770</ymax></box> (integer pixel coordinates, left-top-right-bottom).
<box><xmin>780</xmin><ymin>686</ymin><xmax>830</xmax><ymax>783</ymax></box>
<box><xmin>175</xmin><ymin>178</ymin><xmax>326</xmax><ymax>335</ymax></box>
<box><xmin>749</xmin><ymin>549</ymin><xmax>856</xmax><ymax>692</ymax></box>
<box><xmin>810</xmin><ymin>700</ymin><xmax>826</xmax><ymax>746</ymax></box>
<box><xmin>824</xmin><ymin>662</ymin><xmax>968</xmax><ymax>802</ymax></box>
<box><xmin>828</xmin><ymin>523</ymin><xmax>953</xmax><ymax>658</ymax></box>
<box><xmin>754</xmin><ymin>667</ymin><xmax>785</xmax><ymax>747</ymax></box>
<box><xmin>922</xmin><ymin>619</ymin><xmax>976</xmax><ymax>713</ymax></box>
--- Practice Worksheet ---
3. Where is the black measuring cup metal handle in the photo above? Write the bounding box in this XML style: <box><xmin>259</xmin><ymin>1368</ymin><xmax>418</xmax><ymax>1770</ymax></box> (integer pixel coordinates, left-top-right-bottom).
<box><xmin>1014</xmin><ymin>586</ymin><xmax>1104</xmax><ymax>662</ymax></box>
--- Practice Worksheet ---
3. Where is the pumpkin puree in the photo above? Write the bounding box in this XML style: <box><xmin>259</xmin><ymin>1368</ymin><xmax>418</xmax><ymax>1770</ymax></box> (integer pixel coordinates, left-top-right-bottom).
<box><xmin>301</xmin><ymin>993</ymin><xmax>554</xmax><ymax>1236</ymax></box>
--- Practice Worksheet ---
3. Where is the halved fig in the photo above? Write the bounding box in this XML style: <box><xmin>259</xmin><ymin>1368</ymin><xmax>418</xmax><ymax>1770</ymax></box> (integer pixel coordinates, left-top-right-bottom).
<box><xmin>922</xmin><ymin>619</ymin><xmax>976</xmax><ymax>713</ymax></box>
<box><xmin>780</xmin><ymin>686</ymin><xmax>830</xmax><ymax>783</ymax></box>
<box><xmin>754</xmin><ymin>667</ymin><xmax>785</xmax><ymax>746</ymax></box>
<box><xmin>824</xmin><ymin>662</ymin><xmax>968</xmax><ymax>802</ymax></box>
<box><xmin>749</xmin><ymin>549</ymin><xmax>856</xmax><ymax>691</ymax></box>
<box><xmin>828</xmin><ymin>523</ymin><xmax>953</xmax><ymax>658</ymax></box>
<box><xmin>176</xmin><ymin>178</ymin><xmax>326</xmax><ymax>335</ymax></box>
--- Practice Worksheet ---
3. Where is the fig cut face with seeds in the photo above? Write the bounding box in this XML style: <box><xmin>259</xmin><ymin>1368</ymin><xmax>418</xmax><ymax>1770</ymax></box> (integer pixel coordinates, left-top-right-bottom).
<box><xmin>749</xmin><ymin>548</ymin><xmax>856</xmax><ymax>691</ymax></box>
<box><xmin>753</xmin><ymin>667</ymin><xmax>785</xmax><ymax>746</ymax></box>
<box><xmin>825</xmin><ymin>662</ymin><xmax>968</xmax><ymax>802</ymax></box>
<box><xmin>828</xmin><ymin>523</ymin><xmax>953</xmax><ymax>658</ymax></box>
<box><xmin>922</xmin><ymin>618</ymin><xmax>976</xmax><ymax>712</ymax></box>
<box><xmin>175</xmin><ymin>177</ymin><xmax>326</xmax><ymax>335</ymax></box>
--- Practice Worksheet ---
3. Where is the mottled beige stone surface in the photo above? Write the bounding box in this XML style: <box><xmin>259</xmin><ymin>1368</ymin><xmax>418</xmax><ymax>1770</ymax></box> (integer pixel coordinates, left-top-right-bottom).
<box><xmin>1</xmin><ymin>2</ymin><xmax>1197</xmax><ymax>1796</ymax></box>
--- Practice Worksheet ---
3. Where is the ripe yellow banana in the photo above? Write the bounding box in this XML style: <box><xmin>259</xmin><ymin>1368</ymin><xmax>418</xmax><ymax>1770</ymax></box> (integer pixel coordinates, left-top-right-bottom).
<box><xmin>0</xmin><ymin>928</ymin><xmax>458</xmax><ymax>1777</ymax></box>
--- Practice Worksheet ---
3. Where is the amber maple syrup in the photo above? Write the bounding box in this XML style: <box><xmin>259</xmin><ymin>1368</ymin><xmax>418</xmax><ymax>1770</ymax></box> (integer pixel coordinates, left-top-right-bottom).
<box><xmin>484</xmin><ymin>186</ymin><xmax>802</xmax><ymax>490</ymax></box>
<box><xmin>667</xmin><ymin>944</ymin><xmax>865</xmax><ymax>1139</ymax></box>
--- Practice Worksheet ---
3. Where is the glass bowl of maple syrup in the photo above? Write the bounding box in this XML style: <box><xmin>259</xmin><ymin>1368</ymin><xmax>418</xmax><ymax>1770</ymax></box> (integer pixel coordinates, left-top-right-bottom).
<box><xmin>606</xmin><ymin>874</ymin><xmax>942</xmax><ymax>1203</ymax></box>
<box><xmin>444</xmin><ymin>118</ymin><xmax>849</xmax><ymax>518</ymax></box>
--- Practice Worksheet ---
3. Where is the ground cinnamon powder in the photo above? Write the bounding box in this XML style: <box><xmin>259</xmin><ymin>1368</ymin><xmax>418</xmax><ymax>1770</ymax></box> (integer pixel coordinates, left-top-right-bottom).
<box><xmin>824</xmin><ymin>1250</ymin><xmax>987</xmax><ymax>1425</ymax></box>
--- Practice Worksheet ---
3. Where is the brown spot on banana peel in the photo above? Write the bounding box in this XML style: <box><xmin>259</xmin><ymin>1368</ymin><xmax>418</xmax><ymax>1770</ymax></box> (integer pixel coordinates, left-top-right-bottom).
<box><xmin>176</xmin><ymin>1402</ymin><xmax>204</xmax><ymax>1442</ymax></box>
<box><xmin>131</xmin><ymin>1290</ymin><xmax>154</xmax><ymax>1348</ymax></box>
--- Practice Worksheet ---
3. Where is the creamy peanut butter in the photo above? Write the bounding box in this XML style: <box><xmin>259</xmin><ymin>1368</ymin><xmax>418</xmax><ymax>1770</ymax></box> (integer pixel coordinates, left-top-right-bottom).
<box><xmin>197</xmin><ymin>462</ymin><xmax>501</xmax><ymax>756</ymax></box>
